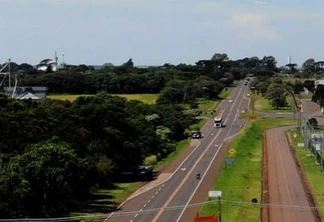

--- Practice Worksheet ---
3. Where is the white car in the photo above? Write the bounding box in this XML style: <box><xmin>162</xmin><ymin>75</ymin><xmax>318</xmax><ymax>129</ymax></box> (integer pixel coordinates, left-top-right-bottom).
<box><xmin>229</xmin><ymin>99</ymin><xmax>233</xmax><ymax>103</ymax></box>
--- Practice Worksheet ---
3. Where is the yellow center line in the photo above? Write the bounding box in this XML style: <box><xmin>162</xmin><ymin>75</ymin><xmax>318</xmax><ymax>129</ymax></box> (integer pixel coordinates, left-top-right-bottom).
<box><xmin>152</xmin><ymin>128</ymin><xmax>222</xmax><ymax>222</ymax></box>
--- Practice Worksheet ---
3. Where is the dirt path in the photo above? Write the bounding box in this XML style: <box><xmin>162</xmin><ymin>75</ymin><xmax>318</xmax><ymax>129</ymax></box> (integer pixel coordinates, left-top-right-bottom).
<box><xmin>262</xmin><ymin>127</ymin><xmax>321</xmax><ymax>222</ymax></box>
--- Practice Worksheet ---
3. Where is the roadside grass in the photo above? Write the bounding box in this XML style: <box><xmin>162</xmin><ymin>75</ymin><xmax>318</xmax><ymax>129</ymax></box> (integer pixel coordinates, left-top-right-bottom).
<box><xmin>200</xmin><ymin>118</ymin><xmax>297</xmax><ymax>222</ymax></box>
<box><xmin>253</xmin><ymin>95</ymin><xmax>272</xmax><ymax>112</ymax></box>
<box><xmin>71</xmin><ymin>183</ymin><xmax>141</xmax><ymax>221</ymax></box>
<box><xmin>288</xmin><ymin>129</ymin><xmax>324</xmax><ymax>218</ymax></box>
<box><xmin>239</xmin><ymin>111</ymin><xmax>267</xmax><ymax>119</ymax></box>
<box><xmin>196</xmin><ymin>99</ymin><xmax>218</xmax><ymax>117</ymax></box>
<box><xmin>189</xmin><ymin>119</ymin><xmax>208</xmax><ymax>131</ymax></box>
<box><xmin>299</xmin><ymin>93</ymin><xmax>313</xmax><ymax>100</ymax></box>
<box><xmin>154</xmin><ymin>139</ymin><xmax>190</xmax><ymax>170</ymax></box>
<box><xmin>219</xmin><ymin>88</ymin><xmax>232</xmax><ymax>99</ymax></box>
<box><xmin>48</xmin><ymin>94</ymin><xmax>158</xmax><ymax>104</ymax></box>
<box><xmin>253</xmin><ymin>95</ymin><xmax>295</xmax><ymax>113</ymax></box>
<box><xmin>70</xmin><ymin>135</ymin><xmax>196</xmax><ymax>220</ymax></box>
<box><xmin>197</xmin><ymin>88</ymin><xmax>233</xmax><ymax>118</ymax></box>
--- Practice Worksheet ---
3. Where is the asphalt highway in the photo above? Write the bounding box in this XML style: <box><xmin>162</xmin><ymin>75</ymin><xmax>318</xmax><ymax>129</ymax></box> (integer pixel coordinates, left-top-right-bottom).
<box><xmin>106</xmin><ymin>80</ymin><xmax>251</xmax><ymax>222</ymax></box>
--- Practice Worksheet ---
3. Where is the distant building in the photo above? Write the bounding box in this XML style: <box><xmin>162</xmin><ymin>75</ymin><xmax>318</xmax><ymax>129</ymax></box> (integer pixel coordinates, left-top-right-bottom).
<box><xmin>3</xmin><ymin>86</ymin><xmax>48</xmax><ymax>99</ymax></box>
<box><xmin>315</xmin><ymin>79</ymin><xmax>324</xmax><ymax>88</ymax></box>
<box><xmin>36</xmin><ymin>59</ymin><xmax>57</xmax><ymax>72</ymax></box>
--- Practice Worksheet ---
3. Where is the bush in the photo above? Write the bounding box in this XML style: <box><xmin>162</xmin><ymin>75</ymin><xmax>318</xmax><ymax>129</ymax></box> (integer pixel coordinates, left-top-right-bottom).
<box><xmin>143</xmin><ymin>155</ymin><xmax>158</xmax><ymax>166</ymax></box>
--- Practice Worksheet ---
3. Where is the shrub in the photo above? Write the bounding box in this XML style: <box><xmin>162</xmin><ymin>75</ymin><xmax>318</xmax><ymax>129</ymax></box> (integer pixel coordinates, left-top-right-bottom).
<box><xmin>144</xmin><ymin>155</ymin><xmax>158</xmax><ymax>166</ymax></box>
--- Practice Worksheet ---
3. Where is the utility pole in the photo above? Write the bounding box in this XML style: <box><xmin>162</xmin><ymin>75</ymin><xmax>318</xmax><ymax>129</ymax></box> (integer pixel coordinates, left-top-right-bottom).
<box><xmin>218</xmin><ymin>196</ymin><xmax>222</xmax><ymax>222</ymax></box>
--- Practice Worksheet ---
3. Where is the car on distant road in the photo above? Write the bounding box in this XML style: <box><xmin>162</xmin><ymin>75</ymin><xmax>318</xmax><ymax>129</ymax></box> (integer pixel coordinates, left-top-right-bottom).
<box><xmin>229</xmin><ymin>99</ymin><xmax>233</xmax><ymax>103</ymax></box>
<box><xmin>191</xmin><ymin>130</ymin><xmax>202</xmax><ymax>139</ymax></box>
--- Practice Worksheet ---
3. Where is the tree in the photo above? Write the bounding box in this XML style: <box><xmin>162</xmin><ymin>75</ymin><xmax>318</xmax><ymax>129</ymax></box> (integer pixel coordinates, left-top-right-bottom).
<box><xmin>304</xmin><ymin>80</ymin><xmax>315</xmax><ymax>93</ymax></box>
<box><xmin>265</xmin><ymin>82</ymin><xmax>288</xmax><ymax>109</ymax></box>
<box><xmin>302</xmin><ymin>58</ymin><xmax>315</xmax><ymax>78</ymax></box>
<box><xmin>122</xmin><ymin>58</ymin><xmax>134</xmax><ymax>68</ymax></box>
<box><xmin>0</xmin><ymin>141</ymin><xmax>91</xmax><ymax>218</ymax></box>
<box><xmin>211</xmin><ymin>53</ymin><xmax>229</xmax><ymax>62</ymax></box>
<box><xmin>261</xmin><ymin>56</ymin><xmax>277</xmax><ymax>71</ymax></box>
<box><xmin>285</xmin><ymin>63</ymin><xmax>298</xmax><ymax>74</ymax></box>
<box><xmin>312</xmin><ymin>84</ymin><xmax>324</xmax><ymax>112</ymax></box>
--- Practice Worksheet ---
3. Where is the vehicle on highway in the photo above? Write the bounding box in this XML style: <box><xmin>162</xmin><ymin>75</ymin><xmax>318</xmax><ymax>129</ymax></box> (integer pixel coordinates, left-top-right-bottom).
<box><xmin>214</xmin><ymin>117</ymin><xmax>225</xmax><ymax>128</ymax></box>
<box><xmin>191</xmin><ymin>130</ymin><xmax>202</xmax><ymax>139</ymax></box>
<box><xmin>196</xmin><ymin>173</ymin><xmax>200</xmax><ymax>180</ymax></box>
<box><xmin>228</xmin><ymin>99</ymin><xmax>233</xmax><ymax>103</ymax></box>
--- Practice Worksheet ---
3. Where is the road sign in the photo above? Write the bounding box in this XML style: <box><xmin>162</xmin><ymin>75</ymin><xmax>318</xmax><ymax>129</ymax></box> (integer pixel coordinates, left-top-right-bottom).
<box><xmin>229</xmin><ymin>148</ymin><xmax>236</xmax><ymax>155</ymax></box>
<box><xmin>209</xmin><ymin>190</ymin><xmax>222</xmax><ymax>197</ymax></box>
<box><xmin>225</xmin><ymin>158</ymin><xmax>235</xmax><ymax>164</ymax></box>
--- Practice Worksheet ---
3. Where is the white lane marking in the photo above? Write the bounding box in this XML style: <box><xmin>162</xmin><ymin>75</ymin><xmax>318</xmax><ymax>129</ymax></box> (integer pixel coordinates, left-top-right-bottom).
<box><xmin>176</xmin><ymin>83</ymin><xmax>248</xmax><ymax>222</ymax></box>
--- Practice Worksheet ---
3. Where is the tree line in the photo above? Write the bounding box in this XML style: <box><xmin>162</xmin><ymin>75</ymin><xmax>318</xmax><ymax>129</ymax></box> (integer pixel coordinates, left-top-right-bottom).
<box><xmin>0</xmin><ymin>92</ymin><xmax>197</xmax><ymax>218</ymax></box>
<box><xmin>2</xmin><ymin>53</ymin><xmax>324</xmax><ymax>218</ymax></box>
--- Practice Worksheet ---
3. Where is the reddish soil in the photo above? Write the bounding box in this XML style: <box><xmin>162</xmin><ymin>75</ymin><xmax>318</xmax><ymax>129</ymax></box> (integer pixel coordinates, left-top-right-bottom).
<box><xmin>261</xmin><ymin>127</ymin><xmax>321</xmax><ymax>222</ymax></box>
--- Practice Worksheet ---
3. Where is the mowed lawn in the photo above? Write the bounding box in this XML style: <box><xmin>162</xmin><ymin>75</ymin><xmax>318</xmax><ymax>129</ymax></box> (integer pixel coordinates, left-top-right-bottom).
<box><xmin>48</xmin><ymin>94</ymin><xmax>159</xmax><ymax>104</ymax></box>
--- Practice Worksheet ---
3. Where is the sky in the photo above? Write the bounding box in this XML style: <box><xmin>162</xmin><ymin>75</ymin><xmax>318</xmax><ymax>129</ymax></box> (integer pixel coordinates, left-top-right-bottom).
<box><xmin>0</xmin><ymin>0</ymin><xmax>324</xmax><ymax>67</ymax></box>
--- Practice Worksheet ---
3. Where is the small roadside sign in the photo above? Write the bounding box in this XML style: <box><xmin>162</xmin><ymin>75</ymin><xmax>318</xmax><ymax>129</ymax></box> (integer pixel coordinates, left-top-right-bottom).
<box><xmin>225</xmin><ymin>158</ymin><xmax>235</xmax><ymax>164</ymax></box>
<box><xmin>229</xmin><ymin>148</ymin><xmax>236</xmax><ymax>155</ymax></box>
<box><xmin>209</xmin><ymin>190</ymin><xmax>222</xmax><ymax>197</ymax></box>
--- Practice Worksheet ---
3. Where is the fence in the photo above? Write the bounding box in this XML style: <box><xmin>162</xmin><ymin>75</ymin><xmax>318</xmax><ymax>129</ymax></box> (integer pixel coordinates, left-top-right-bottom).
<box><xmin>300</xmin><ymin>116</ymin><xmax>324</xmax><ymax>174</ymax></box>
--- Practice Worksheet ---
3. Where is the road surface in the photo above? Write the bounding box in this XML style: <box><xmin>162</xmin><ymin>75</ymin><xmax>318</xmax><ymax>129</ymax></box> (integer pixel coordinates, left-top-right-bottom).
<box><xmin>105</xmin><ymin>80</ymin><xmax>251</xmax><ymax>222</ymax></box>
<box><xmin>261</xmin><ymin>99</ymin><xmax>321</xmax><ymax>222</ymax></box>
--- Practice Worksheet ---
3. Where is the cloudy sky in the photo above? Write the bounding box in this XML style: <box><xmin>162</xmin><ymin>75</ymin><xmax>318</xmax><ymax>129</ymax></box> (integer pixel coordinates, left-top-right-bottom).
<box><xmin>0</xmin><ymin>0</ymin><xmax>323</xmax><ymax>67</ymax></box>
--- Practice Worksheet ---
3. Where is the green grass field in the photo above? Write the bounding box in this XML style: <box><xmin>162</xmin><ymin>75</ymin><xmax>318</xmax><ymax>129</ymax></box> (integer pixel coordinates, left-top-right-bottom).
<box><xmin>200</xmin><ymin>118</ymin><xmax>297</xmax><ymax>221</ymax></box>
<box><xmin>48</xmin><ymin>94</ymin><xmax>93</xmax><ymax>101</ymax></box>
<box><xmin>48</xmin><ymin>94</ymin><xmax>159</xmax><ymax>104</ymax></box>
<box><xmin>252</xmin><ymin>94</ymin><xmax>296</xmax><ymax>113</ymax></box>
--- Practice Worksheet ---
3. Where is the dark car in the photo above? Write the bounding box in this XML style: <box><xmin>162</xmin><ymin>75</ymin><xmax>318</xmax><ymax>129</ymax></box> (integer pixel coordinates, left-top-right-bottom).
<box><xmin>191</xmin><ymin>131</ymin><xmax>202</xmax><ymax>139</ymax></box>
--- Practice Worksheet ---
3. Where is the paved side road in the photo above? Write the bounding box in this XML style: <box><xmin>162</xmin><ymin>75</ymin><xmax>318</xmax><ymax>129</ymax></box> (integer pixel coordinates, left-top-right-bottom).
<box><xmin>262</xmin><ymin>127</ymin><xmax>321</xmax><ymax>222</ymax></box>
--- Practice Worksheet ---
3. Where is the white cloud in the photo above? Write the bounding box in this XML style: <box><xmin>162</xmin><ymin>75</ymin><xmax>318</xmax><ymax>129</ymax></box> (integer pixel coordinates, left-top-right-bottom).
<box><xmin>229</xmin><ymin>14</ymin><xmax>279</xmax><ymax>41</ymax></box>
<box><xmin>254</xmin><ymin>0</ymin><xmax>267</xmax><ymax>5</ymax></box>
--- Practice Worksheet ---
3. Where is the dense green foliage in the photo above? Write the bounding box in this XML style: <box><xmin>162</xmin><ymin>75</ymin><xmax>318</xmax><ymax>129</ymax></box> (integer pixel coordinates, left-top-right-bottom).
<box><xmin>0</xmin><ymin>92</ymin><xmax>197</xmax><ymax>218</ymax></box>
<box><xmin>4</xmin><ymin>54</ymin><xmax>285</xmax><ymax>103</ymax></box>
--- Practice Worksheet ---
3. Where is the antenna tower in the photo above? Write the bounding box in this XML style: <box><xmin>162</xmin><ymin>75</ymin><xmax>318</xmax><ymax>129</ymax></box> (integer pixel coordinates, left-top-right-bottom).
<box><xmin>0</xmin><ymin>59</ymin><xmax>11</xmax><ymax>88</ymax></box>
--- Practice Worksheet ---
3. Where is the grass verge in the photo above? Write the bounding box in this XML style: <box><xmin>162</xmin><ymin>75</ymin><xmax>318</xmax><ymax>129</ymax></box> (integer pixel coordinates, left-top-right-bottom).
<box><xmin>200</xmin><ymin>118</ymin><xmax>297</xmax><ymax>222</ymax></box>
<box><xmin>154</xmin><ymin>139</ymin><xmax>190</xmax><ymax>170</ymax></box>
<box><xmin>71</xmin><ymin>183</ymin><xmax>141</xmax><ymax>221</ymax></box>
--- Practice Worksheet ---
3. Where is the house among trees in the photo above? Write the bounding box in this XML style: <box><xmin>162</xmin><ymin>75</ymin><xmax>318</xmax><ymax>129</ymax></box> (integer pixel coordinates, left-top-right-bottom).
<box><xmin>36</xmin><ymin>58</ymin><xmax>58</xmax><ymax>72</ymax></box>
<box><xmin>314</xmin><ymin>79</ymin><xmax>324</xmax><ymax>89</ymax></box>
<box><xmin>3</xmin><ymin>86</ymin><xmax>48</xmax><ymax>99</ymax></box>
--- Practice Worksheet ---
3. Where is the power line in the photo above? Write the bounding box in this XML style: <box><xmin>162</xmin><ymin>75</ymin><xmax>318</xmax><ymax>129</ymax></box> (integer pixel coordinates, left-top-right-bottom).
<box><xmin>1</xmin><ymin>199</ymin><xmax>322</xmax><ymax>221</ymax></box>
